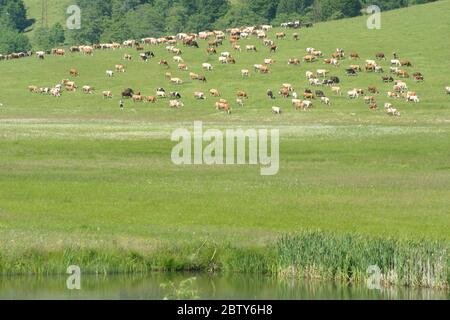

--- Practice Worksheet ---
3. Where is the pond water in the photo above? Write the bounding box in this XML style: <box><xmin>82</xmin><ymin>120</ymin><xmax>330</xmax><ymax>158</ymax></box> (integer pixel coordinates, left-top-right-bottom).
<box><xmin>0</xmin><ymin>273</ymin><xmax>448</xmax><ymax>300</ymax></box>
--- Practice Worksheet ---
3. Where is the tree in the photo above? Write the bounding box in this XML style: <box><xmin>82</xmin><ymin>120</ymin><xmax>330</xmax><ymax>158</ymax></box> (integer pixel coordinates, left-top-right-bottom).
<box><xmin>0</xmin><ymin>0</ymin><xmax>32</xmax><ymax>32</ymax></box>
<box><xmin>0</xmin><ymin>21</ymin><xmax>31</xmax><ymax>53</ymax></box>
<box><xmin>214</xmin><ymin>2</ymin><xmax>267</xmax><ymax>30</ymax></box>
<box><xmin>165</xmin><ymin>4</ymin><xmax>188</xmax><ymax>34</ymax></box>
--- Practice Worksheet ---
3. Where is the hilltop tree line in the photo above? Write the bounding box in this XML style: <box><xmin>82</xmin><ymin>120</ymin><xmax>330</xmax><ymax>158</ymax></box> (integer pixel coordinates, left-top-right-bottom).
<box><xmin>0</xmin><ymin>0</ymin><xmax>439</xmax><ymax>53</ymax></box>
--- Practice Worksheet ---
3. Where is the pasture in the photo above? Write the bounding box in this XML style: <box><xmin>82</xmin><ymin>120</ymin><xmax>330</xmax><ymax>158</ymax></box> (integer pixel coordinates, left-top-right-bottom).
<box><xmin>0</xmin><ymin>1</ymin><xmax>449</xmax><ymax>278</ymax></box>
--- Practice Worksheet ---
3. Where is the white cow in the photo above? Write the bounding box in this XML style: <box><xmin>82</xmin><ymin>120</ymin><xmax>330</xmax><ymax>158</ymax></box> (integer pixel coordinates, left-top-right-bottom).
<box><xmin>407</xmin><ymin>95</ymin><xmax>420</xmax><ymax>103</ymax></box>
<box><xmin>106</xmin><ymin>70</ymin><xmax>114</xmax><ymax>77</ymax></box>
<box><xmin>348</xmin><ymin>89</ymin><xmax>359</xmax><ymax>99</ymax></box>
<box><xmin>272</xmin><ymin>106</ymin><xmax>282</xmax><ymax>114</ymax></box>
<box><xmin>169</xmin><ymin>100</ymin><xmax>184</xmax><ymax>108</ymax></box>
<box><xmin>202</xmin><ymin>63</ymin><xmax>213</xmax><ymax>71</ymax></box>
<box><xmin>321</xmin><ymin>97</ymin><xmax>331</xmax><ymax>106</ymax></box>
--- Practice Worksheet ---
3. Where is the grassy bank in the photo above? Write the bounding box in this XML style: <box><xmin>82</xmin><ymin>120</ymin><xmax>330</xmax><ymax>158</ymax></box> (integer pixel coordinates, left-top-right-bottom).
<box><xmin>1</xmin><ymin>231</ymin><xmax>448</xmax><ymax>289</ymax></box>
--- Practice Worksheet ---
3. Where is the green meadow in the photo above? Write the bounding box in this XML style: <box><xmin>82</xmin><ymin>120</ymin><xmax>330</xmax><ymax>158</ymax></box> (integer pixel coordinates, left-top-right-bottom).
<box><xmin>0</xmin><ymin>1</ymin><xmax>449</xmax><ymax>285</ymax></box>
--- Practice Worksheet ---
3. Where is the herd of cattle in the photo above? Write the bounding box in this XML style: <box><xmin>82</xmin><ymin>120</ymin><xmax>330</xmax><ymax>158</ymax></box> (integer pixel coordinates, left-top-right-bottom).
<box><xmin>4</xmin><ymin>24</ymin><xmax>448</xmax><ymax>116</ymax></box>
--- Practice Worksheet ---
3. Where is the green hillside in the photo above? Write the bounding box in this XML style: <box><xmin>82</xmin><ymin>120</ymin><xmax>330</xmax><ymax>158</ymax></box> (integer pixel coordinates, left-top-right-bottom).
<box><xmin>23</xmin><ymin>0</ymin><xmax>72</xmax><ymax>35</ymax></box>
<box><xmin>0</xmin><ymin>1</ymin><xmax>449</xmax><ymax>277</ymax></box>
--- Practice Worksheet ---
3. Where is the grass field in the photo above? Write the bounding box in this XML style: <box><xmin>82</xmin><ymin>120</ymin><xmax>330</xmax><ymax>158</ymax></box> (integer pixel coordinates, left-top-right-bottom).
<box><xmin>0</xmin><ymin>1</ymin><xmax>449</xmax><ymax>282</ymax></box>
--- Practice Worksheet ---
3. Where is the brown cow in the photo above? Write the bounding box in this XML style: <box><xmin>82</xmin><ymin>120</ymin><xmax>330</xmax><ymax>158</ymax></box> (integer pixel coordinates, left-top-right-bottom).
<box><xmin>69</xmin><ymin>68</ymin><xmax>79</xmax><ymax>77</ymax></box>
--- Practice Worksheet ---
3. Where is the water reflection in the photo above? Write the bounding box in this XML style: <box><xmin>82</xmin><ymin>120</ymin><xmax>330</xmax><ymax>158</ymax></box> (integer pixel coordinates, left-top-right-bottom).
<box><xmin>0</xmin><ymin>273</ymin><xmax>447</xmax><ymax>300</ymax></box>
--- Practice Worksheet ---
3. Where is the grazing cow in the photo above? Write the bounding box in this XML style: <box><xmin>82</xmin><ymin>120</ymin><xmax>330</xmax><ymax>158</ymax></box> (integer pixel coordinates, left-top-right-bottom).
<box><xmin>178</xmin><ymin>63</ymin><xmax>188</xmax><ymax>71</ymax></box>
<box><xmin>258</xmin><ymin>65</ymin><xmax>270</xmax><ymax>74</ymax></box>
<box><xmin>123</xmin><ymin>54</ymin><xmax>132</xmax><ymax>61</ymax></box>
<box><xmin>233</xmin><ymin>44</ymin><xmax>242</xmax><ymax>52</ymax></box>
<box><xmin>382</xmin><ymin>76</ymin><xmax>394</xmax><ymax>83</ymax></box>
<box><xmin>346</xmin><ymin>68</ymin><xmax>357</xmax><ymax>76</ymax></box>
<box><xmin>170</xmin><ymin>92</ymin><xmax>182</xmax><ymax>99</ymax></box>
<box><xmin>267</xmin><ymin>89</ymin><xmax>274</xmax><ymax>99</ymax></box>
<box><xmin>413</xmin><ymin>73</ymin><xmax>424</xmax><ymax>82</ymax></box>
<box><xmin>347</xmin><ymin>89</ymin><xmax>359</xmax><ymax>99</ymax></box>
<box><xmin>122</xmin><ymin>88</ymin><xmax>134</xmax><ymax>99</ymax></box>
<box><xmin>331</xmin><ymin>86</ymin><xmax>341</xmax><ymax>96</ymax></box>
<box><xmin>70</xmin><ymin>68</ymin><xmax>79</xmax><ymax>77</ymax></box>
<box><xmin>264</xmin><ymin>59</ymin><xmax>275</xmax><ymax>65</ymax></box>
<box><xmin>293</xmin><ymin>33</ymin><xmax>299</xmax><ymax>41</ymax></box>
<box><xmin>82</xmin><ymin>46</ymin><xmax>94</xmax><ymax>56</ymax></box>
<box><xmin>305</xmin><ymin>71</ymin><xmax>315</xmax><ymax>79</ymax></box>
<box><xmin>36</xmin><ymin>51</ymin><xmax>45</xmax><ymax>59</ymax></box>
<box><xmin>397</xmin><ymin>70</ymin><xmax>409</xmax><ymax>78</ymax></box>
<box><xmin>207</xmin><ymin>48</ymin><xmax>217</xmax><ymax>55</ymax></box>
<box><xmin>272</xmin><ymin>106</ymin><xmax>282</xmax><ymax>114</ymax></box>
<box><xmin>28</xmin><ymin>85</ymin><xmax>39</xmax><ymax>93</ymax></box>
<box><xmin>365</xmin><ymin>64</ymin><xmax>376</xmax><ymax>72</ymax></box>
<box><xmin>53</xmin><ymin>49</ymin><xmax>65</xmax><ymax>56</ymax></box>
<box><xmin>364</xmin><ymin>96</ymin><xmax>375</xmax><ymax>104</ymax></box>
<box><xmin>315</xmin><ymin>90</ymin><xmax>325</xmax><ymax>98</ymax></box>
<box><xmin>270</xmin><ymin>45</ymin><xmax>278</xmax><ymax>53</ymax></box>
<box><xmin>132</xmin><ymin>94</ymin><xmax>144</xmax><ymax>102</ymax></box>
<box><xmin>159</xmin><ymin>59</ymin><xmax>169</xmax><ymax>67</ymax></box>
<box><xmin>50</xmin><ymin>88</ymin><xmax>61</xmax><ymax>97</ymax></box>
<box><xmin>303</xmin><ymin>91</ymin><xmax>314</xmax><ymax>100</ymax></box>
<box><xmin>209</xmin><ymin>89</ymin><xmax>220</xmax><ymax>97</ymax></box>
<box><xmin>190</xmin><ymin>72</ymin><xmax>200</xmax><ymax>80</ymax></box>
<box><xmin>197</xmin><ymin>75</ymin><xmax>207</xmax><ymax>83</ymax></box>
<box><xmin>369</xmin><ymin>103</ymin><xmax>378</xmax><ymax>110</ymax></box>
<box><xmin>321</xmin><ymin>97</ymin><xmax>331</xmax><ymax>106</ymax></box>
<box><xmin>387</xmin><ymin>91</ymin><xmax>400</xmax><ymax>98</ymax></box>
<box><xmin>391</xmin><ymin>59</ymin><xmax>401</xmax><ymax>66</ymax></box>
<box><xmin>146</xmin><ymin>96</ymin><xmax>157</xmax><ymax>103</ymax></box>
<box><xmin>241</xmin><ymin>69</ymin><xmax>250</xmax><ymax>77</ymax></box>
<box><xmin>303</xmin><ymin>55</ymin><xmax>316</xmax><ymax>63</ymax></box>
<box><xmin>316</xmin><ymin>69</ymin><xmax>329</xmax><ymax>77</ymax></box>
<box><xmin>375</xmin><ymin>52</ymin><xmax>386</xmax><ymax>60</ymax></box>
<box><xmin>103</xmin><ymin>91</ymin><xmax>113</xmax><ymax>99</ymax></box>
<box><xmin>215</xmin><ymin>102</ymin><xmax>232</xmax><ymax>114</ymax></box>
<box><xmin>236</xmin><ymin>99</ymin><xmax>244</xmax><ymax>107</ymax></box>
<box><xmin>385</xmin><ymin>103</ymin><xmax>401</xmax><ymax>116</ymax></box>
<box><xmin>237</xmin><ymin>91</ymin><xmax>248</xmax><ymax>99</ymax></box>
<box><xmin>115</xmin><ymin>64</ymin><xmax>125</xmax><ymax>73</ymax></box>
<box><xmin>368</xmin><ymin>86</ymin><xmax>379</xmax><ymax>94</ymax></box>
<box><xmin>276</xmin><ymin>32</ymin><xmax>286</xmax><ymax>39</ymax></box>
<box><xmin>173</xmin><ymin>56</ymin><xmax>184</xmax><ymax>63</ymax></box>
<box><xmin>288</xmin><ymin>58</ymin><xmax>301</xmax><ymax>65</ymax></box>
<box><xmin>302</xmin><ymin>100</ymin><xmax>313</xmax><ymax>109</ymax></box>
<box><xmin>400</xmin><ymin>60</ymin><xmax>412</xmax><ymax>67</ymax></box>
<box><xmin>330</xmin><ymin>76</ymin><xmax>340</xmax><ymax>84</ymax></box>
<box><xmin>169</xmin><ymin>100</ymin><xmax>184</xmax><ymax>108</ymax></box>
<box><xmin>407</xmin><ymin>95</ymin><xmax>420</xmax><ymax>103</ymax></box>
<box><xmin>246</xmin><ymin>45</ymin><xmax>257</xmax><ymax>52</ymax></box>
<box><xmin>156</xmin><ymin>91</ymin><xmax>167</xmax><ymax>98</ymax></box>
<box><xmin>279</xmin><ymin>88</ymin><xmax>290</xmax><ymax>98</ymax></box>
<box><xmin>170</xmin><ymin>78</ymin><xmax>183</xmax><ymax>85</ymax></box>
<box><xmin>350</xmin><ymin>53</ymin><xmax>360</xmax><ymax>60</ymax></box>
<box><xmin>375</xmin><ymin>66</ymin><xmax>384</xmax><ymax>73</ymax></box>
<box><xmin>202</xmin><ymin>63</ymin><xmax>213</xmax><ymax>71</ymax></box>
<box><xmin>194</xmin><ymin>92</ymin><xmax>206</xmax><ymax>100</ymax></box>
<box><xmin>106</xmin><ymin>70</ymin><xmax>114</xmax><ymax>77</ymax></box>
<box><xmin>83</xmin><ymin>86</ymin><xmax>94</xmax><ymax>94</ymax></box>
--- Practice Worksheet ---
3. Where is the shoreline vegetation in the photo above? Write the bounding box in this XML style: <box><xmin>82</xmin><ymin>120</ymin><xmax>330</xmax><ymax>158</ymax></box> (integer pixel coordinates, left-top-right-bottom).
<box><xmin>1</xmin><ymin>231</ymin><xmax>448</xmax><ymax>290</ymax></box>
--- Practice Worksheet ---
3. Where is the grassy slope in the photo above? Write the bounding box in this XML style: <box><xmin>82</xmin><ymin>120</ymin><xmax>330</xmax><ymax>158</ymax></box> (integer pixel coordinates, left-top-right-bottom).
<box><xmin>0</xmin><ymin>1</ymin><xmax>449</xmax><ymax>260</ymax></box>
<box><xmin>23</xmin><ymin>0</ymin><xmax>73</xmax><ymax>27</ymax></box>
